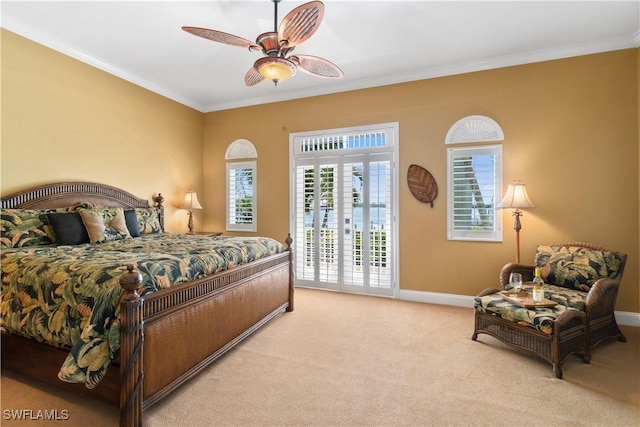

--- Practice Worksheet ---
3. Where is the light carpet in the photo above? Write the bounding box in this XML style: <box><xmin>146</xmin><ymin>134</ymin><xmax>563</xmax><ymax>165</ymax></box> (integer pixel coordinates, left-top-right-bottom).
<box><xmin>2</xmin><ymin>287</ymin><xmax>639</xmax><ymax>426</ymax></box>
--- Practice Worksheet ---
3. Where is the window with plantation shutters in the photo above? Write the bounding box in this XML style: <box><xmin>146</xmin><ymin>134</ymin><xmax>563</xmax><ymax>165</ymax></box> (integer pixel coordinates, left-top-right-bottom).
<box><xmin>226</xmin><ymin>161</ymin><xmax>256</xmax><ymax>232</ymax></box>
<box><xmin>447</xmin><ymin>145</ymin><xmax>502</xmax><ymax>241</ymax></box>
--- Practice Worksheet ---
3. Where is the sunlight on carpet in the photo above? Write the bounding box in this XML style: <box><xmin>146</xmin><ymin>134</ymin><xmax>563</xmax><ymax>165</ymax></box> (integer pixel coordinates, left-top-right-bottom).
<box><xmin>2</xmin><ymin>288</ymin><xmax>639</xmax><ymax>427</ymax></box>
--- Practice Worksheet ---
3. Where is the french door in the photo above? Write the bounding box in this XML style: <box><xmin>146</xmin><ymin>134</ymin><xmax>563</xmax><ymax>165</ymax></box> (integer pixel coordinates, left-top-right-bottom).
<box><xmin>290</xmin><ymin>124</ymin><xmax>398</xmax><ymax>297</ymax></box>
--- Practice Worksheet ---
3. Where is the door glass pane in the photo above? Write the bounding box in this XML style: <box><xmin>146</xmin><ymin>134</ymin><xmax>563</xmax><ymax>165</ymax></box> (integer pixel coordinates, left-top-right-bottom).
<box><xmin>343</xmin><ymin>162</ymin><xmax>363</xmax><ymax>287</ymax></box>
<box><xmin>318</xmin><ymin>164</ymin><xmax>338</xmax><ymax>284</ymax></box>
<box><xmin>295</xmin><ymin>165</ymin><xmax>315</xmax><ymax>281</ymax></box>
<box><xmin>369</xmin><ymin>160</ymin><xmax>391</xmax><ymax>289</ymax></box>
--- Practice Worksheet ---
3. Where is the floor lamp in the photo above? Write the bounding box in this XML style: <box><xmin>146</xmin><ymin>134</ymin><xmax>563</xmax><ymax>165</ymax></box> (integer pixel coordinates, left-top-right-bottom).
<box><xmin>181</xmin><ymin>190</ymin><xmax>203</xmax><ymax>234</ymax></box>
<box><xmin>497</xmin><ymin>180</ymin><xmax>535</xmax><ymax>263</ymax></box>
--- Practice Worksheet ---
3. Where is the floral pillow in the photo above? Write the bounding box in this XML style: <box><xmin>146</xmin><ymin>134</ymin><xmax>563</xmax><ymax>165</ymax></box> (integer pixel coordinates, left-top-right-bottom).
<box><xmin>0</xmin><ymin>203</ymin><xmax>97</xmax><ymax>249</ymax></box>
<box><xmin>535</xmin><ymin>244</ymin><xmax>623</xmax><ymax>291</ymax></box>
<box><xmin>0</xmin><ymin>209</ymin><xmax>54</xmax><ymax>248</ymax></box>
<box><xmin>79</xmin><ymin>208</ymin><xmax>131</xmax><ymax>243</ymax></box>
<box><xmin>135</xmin><ymin>207</ymin><xmax>163</xmax><ymax>234</ymax></box>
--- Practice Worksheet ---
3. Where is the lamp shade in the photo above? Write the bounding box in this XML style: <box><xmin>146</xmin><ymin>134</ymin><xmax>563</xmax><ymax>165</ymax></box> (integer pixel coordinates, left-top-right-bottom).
<box><xmin>496</xmin><ymin>181</ymin><xmax>535</xmax><ymax>209</ymax></box>
<box><xmin>181</xmin><ymin>190</ymin><xmax>203</xmax><ymax>210</ymax></box>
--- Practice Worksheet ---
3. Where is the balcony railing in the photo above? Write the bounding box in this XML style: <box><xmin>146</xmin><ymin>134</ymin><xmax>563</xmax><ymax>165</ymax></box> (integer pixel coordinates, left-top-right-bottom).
<box><xmin>304</xmin><ymin>228</ymin><xmax>387</xmax><ymax>268</ymax></box>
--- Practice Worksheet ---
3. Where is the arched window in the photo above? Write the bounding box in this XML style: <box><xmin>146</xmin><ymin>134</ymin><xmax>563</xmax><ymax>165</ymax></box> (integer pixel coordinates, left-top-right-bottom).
<box><xmin>446</xmin><ymin>116</ymin><xmax>504</xmax><ymax>241</ymax></box>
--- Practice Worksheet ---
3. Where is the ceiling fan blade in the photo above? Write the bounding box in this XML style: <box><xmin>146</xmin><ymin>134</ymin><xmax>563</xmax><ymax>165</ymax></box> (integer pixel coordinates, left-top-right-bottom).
<box><xmin>278</xmin><ymin>1</ymin><xmax>324</xmax><ymax>48</ymax></box>
<box><xmin>182</xmin><ymin>26</ymin><xmax>260</xmax><ymax>51</ymax></box>
<box><xmin>244</xmin><ymin>67</ymin><xmax>265</xmax><ymax>87</ymax></box>
<box><xmin>290</xmin><ymin>55</ymin><xmax>343</xmax><ymax>79</ymax></box>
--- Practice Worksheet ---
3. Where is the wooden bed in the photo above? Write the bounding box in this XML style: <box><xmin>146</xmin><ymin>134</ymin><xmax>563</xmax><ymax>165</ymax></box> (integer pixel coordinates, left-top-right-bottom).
<box><xmin>1</xmin><ymin>181</ymin><xmax>294</xmax><ymax>427</ymax></box>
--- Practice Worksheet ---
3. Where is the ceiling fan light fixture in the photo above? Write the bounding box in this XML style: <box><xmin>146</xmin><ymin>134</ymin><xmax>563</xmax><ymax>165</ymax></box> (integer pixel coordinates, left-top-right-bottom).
<box><xmin>184</xmin><ymin>0</ymin><xmax>342</xmax><ymax>86</ymax></box>
<box><xmin>256</xmin><ymin>32</ymin><xmax>279</xmax><ymax>55</ymax></box>
<box><xmin>255</xmin><ymin>57</ymin><xmax>297</xmax><ymax>85</ymax></box>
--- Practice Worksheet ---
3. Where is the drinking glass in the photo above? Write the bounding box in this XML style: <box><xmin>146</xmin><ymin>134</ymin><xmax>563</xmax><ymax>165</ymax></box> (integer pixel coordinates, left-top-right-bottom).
<box><xmin>509</xmin><ymin>272</ymin><xmax>523</xmax><ymax>293</ymax></box>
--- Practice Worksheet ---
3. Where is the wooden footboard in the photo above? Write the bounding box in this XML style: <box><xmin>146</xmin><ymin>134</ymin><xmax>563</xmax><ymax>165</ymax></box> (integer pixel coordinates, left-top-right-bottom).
<box><xmin>119</xmin><ymin>248</ymin><xmax>293</xmax><ymax>427</ymax></box>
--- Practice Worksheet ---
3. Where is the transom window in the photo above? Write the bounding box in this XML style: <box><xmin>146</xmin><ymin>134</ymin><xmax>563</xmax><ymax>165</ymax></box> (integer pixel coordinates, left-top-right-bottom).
<box><xmin>297</xmin><ymin>132</ymin><xmax>388</xmax><ymax>153</ymax></box>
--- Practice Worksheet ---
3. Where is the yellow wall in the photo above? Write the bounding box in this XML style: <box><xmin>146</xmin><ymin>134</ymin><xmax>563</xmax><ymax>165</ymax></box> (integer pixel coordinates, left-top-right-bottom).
<box><xmin>203</xmin><ymin>49</ymin><xmax>639</xmax><ymax>313</ymax></box>
<box><xmin>2</xmin><ymin>29</ymin><xmax>638</xmax><ymax>313</ymax></box>
<box><xmin>1</xmin><ymin>29</ymin><xmax>203</xmax><ymax>233</ymax></box>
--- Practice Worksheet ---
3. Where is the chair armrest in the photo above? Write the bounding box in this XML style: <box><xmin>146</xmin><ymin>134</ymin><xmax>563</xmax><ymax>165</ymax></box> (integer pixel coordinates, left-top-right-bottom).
<box><xmin>585</xmin><ymin>277</ymin><xmax>621</xmax><ymax>318</ymax></box>
<box><xmin>555</xmin><ymin>308</ymin><xmax>586</xmax><ymax>329</ymax></box>
<box><xmin>499</xmin><ymin>262</ymin><xmax>535</xmax><ymax>287</ymax></box>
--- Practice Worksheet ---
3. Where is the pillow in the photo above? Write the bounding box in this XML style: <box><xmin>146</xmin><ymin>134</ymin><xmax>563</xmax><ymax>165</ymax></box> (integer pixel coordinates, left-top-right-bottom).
<box><xmin>124</xmin><ymin>210</ymin><xmax>141</xmax><ymax>237</ymax></box>
<box><xmin>135</xmin><ymin>207</ymin><xmax>163</xmax><ymax>234</ymax></box>
<box><xmin>47</xmin><ymin>212</ymin><xmax>90</xmax><ymax>245</ymax></box>
<box><xmin>0</xmin><ymin>209</ymin><xmax>54</xmax><ymax>249</ymax></box>
<box><xmin>63</xmin><ymin>202</ymin><xmax>96</xmax><ymax>212</ymax></box>
<box><xmin>79</xmin><ymin>208</ymin><xmax>132</xmax><ymax>244</ymax></box>
<box><xmin>535</xmin><ymin>244</ymin><xmax>624</xmax><ymax>291</ymax></box>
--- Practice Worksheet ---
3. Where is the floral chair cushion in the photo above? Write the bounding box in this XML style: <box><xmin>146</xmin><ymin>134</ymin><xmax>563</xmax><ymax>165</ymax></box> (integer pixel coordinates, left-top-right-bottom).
<box><xmin>475</xmin><ymin>283</ymin><xmax>589</xmax><ymax>335</ymax></box>
<box><xmin>474</xmin><ymin>292</ymin><xmax>569</xmax><ymax>335</ymax></box>
<box><xmin>543</xmin><ymin>284</ymin><xmax>587</xmax><ymax>311</ymax></box>
<box><xmin>535</xmin><ymin>244</ymin><xmax>624</xmax><ymax>292</ymax></box>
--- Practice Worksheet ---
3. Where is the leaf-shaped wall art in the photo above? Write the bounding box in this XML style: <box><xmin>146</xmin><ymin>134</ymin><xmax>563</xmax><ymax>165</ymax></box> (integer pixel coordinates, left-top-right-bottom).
<box><xmin>407</xmin><ymin>164</ymin><xmax>438</xmax><ymax>207</ymax></box>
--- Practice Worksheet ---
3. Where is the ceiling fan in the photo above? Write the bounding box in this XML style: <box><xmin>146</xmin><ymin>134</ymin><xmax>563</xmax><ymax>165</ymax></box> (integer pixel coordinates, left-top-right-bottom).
<box><xmin>182</xmin><ymin>0</ymin><xmax>343</xmax><ymax>87</ymax></box>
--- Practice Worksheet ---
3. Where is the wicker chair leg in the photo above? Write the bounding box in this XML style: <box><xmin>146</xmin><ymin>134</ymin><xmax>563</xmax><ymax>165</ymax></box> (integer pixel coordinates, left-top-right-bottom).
<box><xmin>471</xmin><ymin>312</ymin><xmax>480</xmax><ymax>341</ymax></box>
<box><xmin>589</xmin><ymin>315</ymin><xmax>627</xmax><ymax>348</ymax></box>
<box><xmin>553</xmin><ymin>364</ymin><xmax>563</xmax><ymax>379</ymax></box>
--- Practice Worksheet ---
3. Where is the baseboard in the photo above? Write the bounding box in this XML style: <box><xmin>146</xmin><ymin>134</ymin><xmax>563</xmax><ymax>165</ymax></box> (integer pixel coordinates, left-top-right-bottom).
<box><xmin>615</xmin><ymin>311</ymin><xmax>640</xmax><ymax>327</ymax></box>
<box><xmin>397</xmin><ymin>289</ymin><xmax>640</xmax><ymax>327</ymax></box>
<box><xmin>398</xmin><ymin>289</ymin><xmax>475</xmax><ymax>308</ymax></box>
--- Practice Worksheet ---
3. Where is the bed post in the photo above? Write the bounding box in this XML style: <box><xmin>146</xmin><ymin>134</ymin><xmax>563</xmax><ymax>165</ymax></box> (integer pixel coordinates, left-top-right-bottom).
<box><xmin>119</xmin><ymin>265</ymin><xmax>144</xmax><ymax>427</ymax></box>
<box><xmin>285</xmin><ymin>233</ymin><xmax>294</xmax><ymax>312</ymax></box>
<box><xmin>153</xmin><ymin>193</ymin><xmax>165</xmax><ymax>232</ymax></box>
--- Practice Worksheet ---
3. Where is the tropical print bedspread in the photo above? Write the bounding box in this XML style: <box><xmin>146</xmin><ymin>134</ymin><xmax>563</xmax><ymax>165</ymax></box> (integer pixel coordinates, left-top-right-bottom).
<box><xmin>0</xmin><ymin>234</ymin><xmax>286</xmax><ymax>388</ymax></box>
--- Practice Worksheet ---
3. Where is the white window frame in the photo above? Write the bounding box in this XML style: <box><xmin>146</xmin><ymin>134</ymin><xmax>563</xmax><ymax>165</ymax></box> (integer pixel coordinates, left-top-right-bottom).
<box><xmin>289</xmin><ymin>122</ymin><xmax>400</xmax><ymax>297</ymax></box>
<box><xmin>226</xmin><ymin>160</ymin><xmax>257</xmax><ymax>232</ymax></box>
<box><xmin>447</xmin><ymin>145</ymin><xmax>502</xmax><ymax>242</ymax></box>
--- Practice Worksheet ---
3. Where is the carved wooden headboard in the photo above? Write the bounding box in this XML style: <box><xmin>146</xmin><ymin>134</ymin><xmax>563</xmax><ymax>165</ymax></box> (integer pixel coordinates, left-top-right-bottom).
<box><xmin>1</xmin><ymin>181</ymin><xmax>164</xmax><ymax>229</ymax></box>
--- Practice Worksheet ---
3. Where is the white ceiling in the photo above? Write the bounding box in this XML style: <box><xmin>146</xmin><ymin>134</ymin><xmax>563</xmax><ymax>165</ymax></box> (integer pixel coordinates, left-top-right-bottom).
<box><xmin>2</xmin><ymin>1</ymin><xmax>639</xmax><ymax>113</ymax></box>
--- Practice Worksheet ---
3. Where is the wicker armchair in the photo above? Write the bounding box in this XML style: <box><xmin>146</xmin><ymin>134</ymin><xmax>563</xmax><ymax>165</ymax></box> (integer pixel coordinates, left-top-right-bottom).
<box><xmin>499</xmin><ymin>242</ymin><xmax>627</xmax><ymax>349</ymax></box>
<box><xmin>473</xmin><ymin>242</ymin><xmax>627</xmax><ymax>378</ymax></box>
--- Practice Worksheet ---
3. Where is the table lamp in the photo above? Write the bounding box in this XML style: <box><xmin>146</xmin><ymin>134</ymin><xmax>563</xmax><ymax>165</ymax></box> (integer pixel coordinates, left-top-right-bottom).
<box><xmin>497</xmin><ymin>180</ymin><xmax>535</xmax><ymax>263</ymax></box>
<box><xmin>181</xmin><ymin>190</ymin><xmax>203</xmax><ymax>234</ymax></box>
